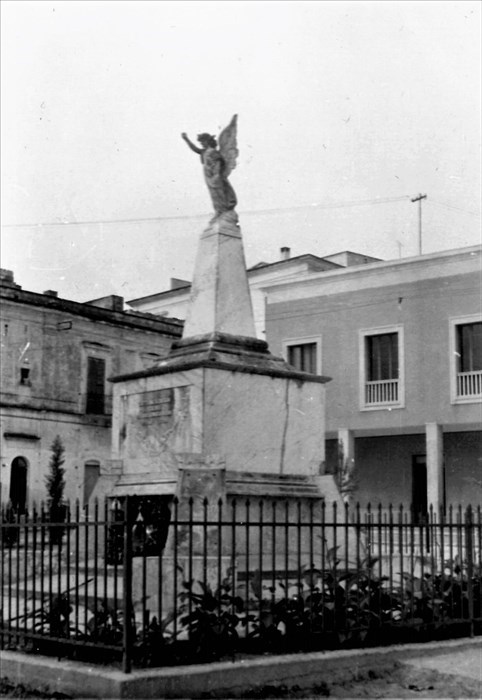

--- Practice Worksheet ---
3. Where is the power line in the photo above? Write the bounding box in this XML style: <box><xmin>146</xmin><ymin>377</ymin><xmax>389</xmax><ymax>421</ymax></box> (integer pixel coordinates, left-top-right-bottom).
<box><xmin>242</xmin><ymin>195</ymin><xmax>411</xmax><ymax>216</ymax></box>
<box><xmin>0</xmin><ymin>212</ymin><xmax>206</xmax><ymax>229</ymax></box>
<box><xmin>0</xmin><ymin>195</ymin><xmax>412</xmax><ymax>229</ymax></box>
<box><xmin>428</xmin><ymin>199</ymin><xmax>481</xmax><ymax>218</ymax></box>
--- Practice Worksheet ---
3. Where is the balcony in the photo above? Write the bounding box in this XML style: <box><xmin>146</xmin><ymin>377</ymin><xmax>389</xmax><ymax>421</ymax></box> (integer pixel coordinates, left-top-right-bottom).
<box><xmin>456</xmin><ymin>370</ymin><xmax>482</xmax><ymax>398</ymax></box>
<box><xmin>365</xmin><ymin>379</ymin><xmax>399</xmax><ymax>406</ymax></box>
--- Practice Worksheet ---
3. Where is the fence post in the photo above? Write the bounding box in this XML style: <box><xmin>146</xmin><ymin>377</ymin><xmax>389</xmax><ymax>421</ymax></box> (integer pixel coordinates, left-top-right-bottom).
<box><xmin>122</xmin><ymin>496</ymin><xmax>133</xmax><ymax>673</ymax></box>
<box><xmin>465</xmin><ymin>505</ymin><xmax>474</xmax><ymax>638</ymax></box>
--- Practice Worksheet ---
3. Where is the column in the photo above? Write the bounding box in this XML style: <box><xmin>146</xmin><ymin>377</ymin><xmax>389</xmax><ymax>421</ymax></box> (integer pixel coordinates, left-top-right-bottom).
<box><xmin>338</xmin><ymin>428</ymin><xmax>355</xmax><ymax>469</ymax></box>
<box><xmin>425</xmin><ymin>422</ymin><xmax>444</xmax><ymax>512</ymax></box>
<box><xmin>337</xmin><ymin>428</ymin><xmax>356</xmax><ymax>502</ymax></box>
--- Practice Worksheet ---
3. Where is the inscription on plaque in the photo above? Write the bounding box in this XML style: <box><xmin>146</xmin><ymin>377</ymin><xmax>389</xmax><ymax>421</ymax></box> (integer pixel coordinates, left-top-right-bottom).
<box><xmin>138</xmin><ymin>389</ymin><xmax>174</xmax><ymax>427</ymax></box>
<box><xmin>125</xmin><ymin>386</ymin><xmax>191</xmax><ymax>462</ymax></box>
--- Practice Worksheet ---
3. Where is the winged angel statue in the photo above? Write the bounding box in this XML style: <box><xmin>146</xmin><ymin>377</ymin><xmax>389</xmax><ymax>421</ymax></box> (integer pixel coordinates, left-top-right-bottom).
<box><xmin>181</xmin><ymin>115</ymin><xmax>239</xmax><ymax>217</ymax></box>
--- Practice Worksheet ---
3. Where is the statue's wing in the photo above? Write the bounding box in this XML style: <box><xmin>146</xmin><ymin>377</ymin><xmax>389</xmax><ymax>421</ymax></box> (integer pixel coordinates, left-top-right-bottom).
<box><xmin>218</xmin><ymin>115</ymin><xmax>238</xmax><ymax>177</ymax></box>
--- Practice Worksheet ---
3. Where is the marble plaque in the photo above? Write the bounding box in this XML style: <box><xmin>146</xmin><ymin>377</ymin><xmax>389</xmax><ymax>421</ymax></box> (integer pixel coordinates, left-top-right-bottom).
<box><xmin>139</xmin><ymin>388</ymin><xmax>174</xmax><ymax>426</ymax></box>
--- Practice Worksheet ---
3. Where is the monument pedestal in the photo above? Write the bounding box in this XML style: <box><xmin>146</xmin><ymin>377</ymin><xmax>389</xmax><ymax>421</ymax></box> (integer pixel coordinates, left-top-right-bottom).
<box><xmin>109</xmin><ymin>210</ymin><xmax>343</xmax><ymax>589</ymax></box>
<box><xmin>110</xmin><ymin>330</ymin><xmax>331</xmax><ymax>497</ymax></box>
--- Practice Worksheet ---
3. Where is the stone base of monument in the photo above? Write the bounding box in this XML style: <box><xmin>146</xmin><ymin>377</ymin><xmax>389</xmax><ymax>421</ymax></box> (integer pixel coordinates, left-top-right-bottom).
<box><xmin>110</xmin><ymin>334</ymin><xmax>331</xmax><ymax>484</ymax></box>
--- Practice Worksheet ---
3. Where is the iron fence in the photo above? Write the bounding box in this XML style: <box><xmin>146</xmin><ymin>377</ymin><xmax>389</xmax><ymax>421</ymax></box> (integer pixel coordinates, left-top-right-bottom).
<box><xmin>1</xmin><ymin>498</ymin><xmax>481</xmax><ymax>673</ymax></box>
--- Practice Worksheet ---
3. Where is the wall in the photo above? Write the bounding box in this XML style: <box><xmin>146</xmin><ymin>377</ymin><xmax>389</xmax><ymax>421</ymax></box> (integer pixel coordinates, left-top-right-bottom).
<box><xmin>444</xmin><ymin>431</ymin><xmax>482</xmax><ymax>505</ymax></box>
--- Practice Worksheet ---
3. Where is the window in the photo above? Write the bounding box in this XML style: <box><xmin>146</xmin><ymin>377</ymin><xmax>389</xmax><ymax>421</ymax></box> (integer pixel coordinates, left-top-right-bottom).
<box><xmin>457</xmin><ymin>323</ymin><xmax>482</xmax><ymax>372</ymax></box>
<box><xmin>450</xmin><ymin>316</ymin><xmax>482</xmax><ymax>402</ymax></box>
<box><xmin>360</xmin><ymin>325</ymin><xmax>404</xmax><ymax>409</ymax></box>
<box><xmin>367</xmin><ymin>333</ymin><xmax>398</xmax><ymax>381</ymax></box>
<box><xmin>81</xmin><ymin>341</ymin><xmax>112</xmax><ymax>415</ymax></box>
<box><xmin>283</xmin><ymin>337</ymin><xmax>322</xmax><ymax>374</ymax></box>
<box><xmin>19</xmin><ymin>366</ymin><xmax>31</xmax><ymax>385</ymax></box>
<box><xmin>86</xmin><ymin>356</ymin><xmax>106</xmax><ymax>414</ymax></box>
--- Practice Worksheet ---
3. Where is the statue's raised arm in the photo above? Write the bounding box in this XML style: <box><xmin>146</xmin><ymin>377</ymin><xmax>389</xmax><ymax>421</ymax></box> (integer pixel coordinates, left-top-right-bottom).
<box><xmin>181</xmin><ymin>115</ymin><xmax>238</xmax><ymax>218</ymax></box>
<box><xmin>181</xmin><ymin>132</ymin><xmax>202</xmax><ymax>155</ymax></box>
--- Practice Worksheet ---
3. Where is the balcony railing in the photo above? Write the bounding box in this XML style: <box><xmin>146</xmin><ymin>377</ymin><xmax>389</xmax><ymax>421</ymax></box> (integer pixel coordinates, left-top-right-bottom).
<box><xmin>365</xmin><ymin>379</ymin><xmax>399</xmax><ymax>405</ymax></box>
<box><xmin>457</xmin><ymin>370</ymin><xmax>482</xmax><ymax>398</ymax></box>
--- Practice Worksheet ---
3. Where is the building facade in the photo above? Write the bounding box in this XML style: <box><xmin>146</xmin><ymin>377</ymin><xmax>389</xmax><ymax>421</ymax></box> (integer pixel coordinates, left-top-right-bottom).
<box><xmin>0</xmin><ymin>270</ymin><xmax>182</xmax><ymax>510</ymax></box>
<box><xmin>264</xmin><ymin>246</ymin><xmax>482</xmax><ymax>510</ymax></box>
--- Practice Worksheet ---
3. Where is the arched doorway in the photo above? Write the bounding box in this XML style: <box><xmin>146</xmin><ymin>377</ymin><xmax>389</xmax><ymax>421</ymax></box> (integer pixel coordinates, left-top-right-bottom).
<box><xmin>9</xmin><ymin>457</ymin><xmax>28</xmax><ymax>512</ymax></box>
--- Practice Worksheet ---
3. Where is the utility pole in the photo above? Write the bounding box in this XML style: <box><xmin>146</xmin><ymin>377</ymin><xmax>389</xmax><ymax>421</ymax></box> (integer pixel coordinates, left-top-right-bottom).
<box><xmin>411</xmin><ymin>193</ymin><xmax>427</xmax><ymax>255</ymax></box>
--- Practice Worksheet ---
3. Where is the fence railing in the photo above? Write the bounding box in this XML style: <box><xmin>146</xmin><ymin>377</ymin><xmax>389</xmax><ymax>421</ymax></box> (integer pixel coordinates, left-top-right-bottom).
<box><xmin>1</xmin><ymin>498</ymin><xmax>481</xmax><ymax>672</ymax></box>
<box><xmin>364</xmin><ymin>379</ymin><xmax>399</xmax><ymax>405</ymax></box>
<box><xmin>457</xmin><ymin>370</ymin><xmax>482</xmax><ymax>398</ymax></box>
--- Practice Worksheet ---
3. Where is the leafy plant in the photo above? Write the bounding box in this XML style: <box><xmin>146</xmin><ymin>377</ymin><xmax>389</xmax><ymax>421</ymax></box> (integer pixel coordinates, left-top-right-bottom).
<box><xmin>133</xmin><ymin>609</ymin><xmax>184</xmax><ymax>667</ymax></box>
<box><xmin>178</xmin><ymin>576</ymin><xmax>247</xmax><ymax>662</ymax></box>
<box><xmin>37</xmin><ymin>593</ymin><xmax>77</xmax><ymax>638</ymax></box>
<box><xmin>394</xmin><ymin>556</ymin><xmax>481</xmax><ymax>634</ymax></box>
<box><xmin>247</xmin><ymin>547</ymin><xmax>390</xmax><ymax>652</ymax></box>
<box><xmin>86</xmin><ymin>601</ymin><xmax>125</xmax><ymax>645</ymax></box>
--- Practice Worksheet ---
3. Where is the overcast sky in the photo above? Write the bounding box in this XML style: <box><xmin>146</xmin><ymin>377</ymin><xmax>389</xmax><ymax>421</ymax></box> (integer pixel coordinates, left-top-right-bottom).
<box><xmin>1</xmin><ymin>0</ymin><xmax>481</xmax><ymax>303</ymax></box>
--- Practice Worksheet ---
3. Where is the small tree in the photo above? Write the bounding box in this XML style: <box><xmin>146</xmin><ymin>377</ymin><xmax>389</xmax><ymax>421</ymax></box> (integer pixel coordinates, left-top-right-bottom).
<box><xmin>45</xmin><ymin>435</ymin><xmax>66</xmax><ymax>544</ymax></box>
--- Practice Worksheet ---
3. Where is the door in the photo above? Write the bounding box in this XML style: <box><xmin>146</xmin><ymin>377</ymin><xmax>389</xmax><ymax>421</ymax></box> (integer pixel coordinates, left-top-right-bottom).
<box><xmin>84</xmin><ymin>462</ymin><xmax>100</xmax><ymax>505</ymax></box>
<box><xmin>412</xmin><ymin>455</ymin><xmax>427</xmax><ymax>525</ymax></box>
<box><xmin>9</xmin><ymin>456</ymin><xmax>28</xmax><ymax>512</ymax></box>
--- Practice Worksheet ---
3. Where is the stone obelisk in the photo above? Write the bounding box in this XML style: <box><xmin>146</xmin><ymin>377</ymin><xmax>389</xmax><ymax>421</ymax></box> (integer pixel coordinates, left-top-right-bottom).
<box><xmin>183</xmin><ymin>210</ymin><xmax>255</xmax><ymax>338</ymax></box>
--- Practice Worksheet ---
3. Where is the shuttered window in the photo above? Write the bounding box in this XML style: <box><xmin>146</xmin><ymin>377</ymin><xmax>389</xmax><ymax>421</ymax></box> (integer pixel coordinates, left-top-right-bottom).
<box><xmin>457</xmin><ymin>322</ymin><xmax>482</xmax><ymax>372</ymax></box>
<box><xmin>287</xmin><ymin>342</ymin><xmax>318</xmax><ymax>374</ymax></box>
<box><xmin>86</xmin><ymin>357</ymin><xmax>106</xmax><ymax>414</ymax></box>
<box><xmin>366</xmin><ymin>332</ymin><xmax>399</xmax><ymax>381</ymax></box>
